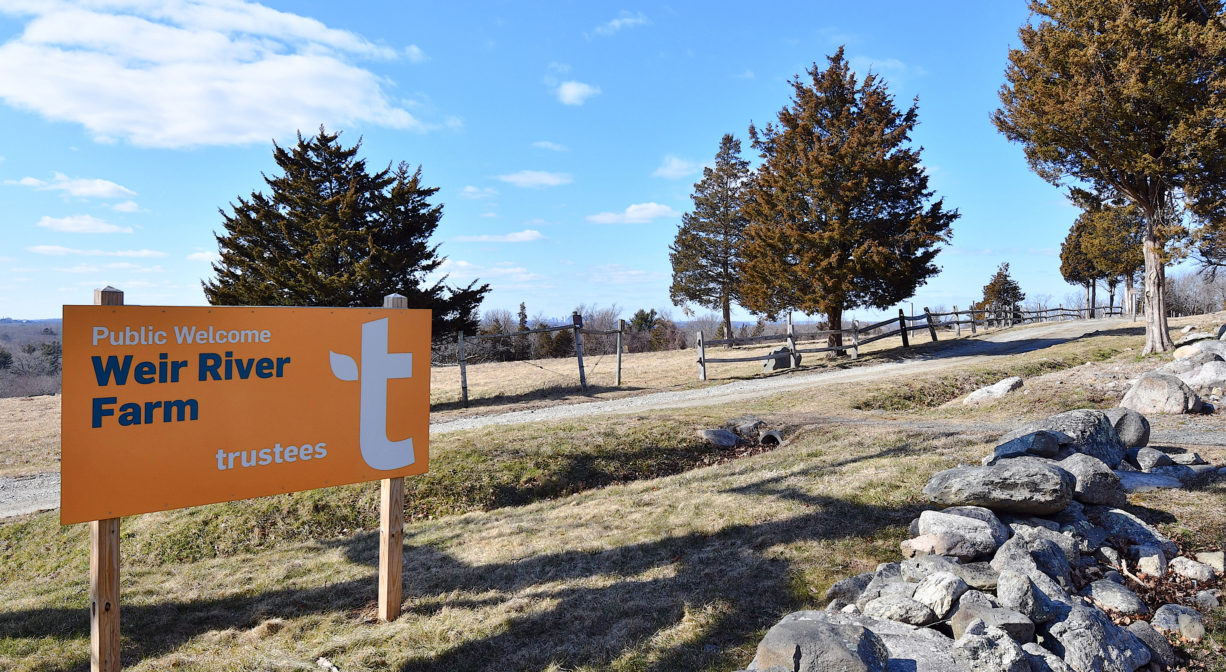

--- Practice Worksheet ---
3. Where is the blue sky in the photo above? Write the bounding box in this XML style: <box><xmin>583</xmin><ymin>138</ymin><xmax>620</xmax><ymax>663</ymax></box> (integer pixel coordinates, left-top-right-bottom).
<box><xmin>0</xmin><ymin>1</ymin><xmax>1138</xmax><ymax>321</ymax></box>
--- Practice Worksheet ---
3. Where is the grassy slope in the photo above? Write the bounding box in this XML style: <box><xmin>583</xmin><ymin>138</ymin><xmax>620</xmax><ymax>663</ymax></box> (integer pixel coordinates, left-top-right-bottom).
<box><xmin>2</xmin><ymin>319</ymin><xmax>1224</xmax><ymax>671</ymax></box>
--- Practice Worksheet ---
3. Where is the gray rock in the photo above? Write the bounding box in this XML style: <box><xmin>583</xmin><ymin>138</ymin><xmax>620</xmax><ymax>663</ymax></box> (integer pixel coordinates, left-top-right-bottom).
<box><xmin>1103</xmin><ymin>408</ymin><xmax>1150</xmax><ymax>448</ymax></box>
<box><xmin>1149</xmin><ymin>464</ymin><xmax>1203</xmax><ymax>484</ymax></box>
<box><xmin>1219</xmin><ymin>322</ymin><xmax>1226</xmax><ymax>339</ymax></box>
<box><xmin>1132</xmin><ymin>446</ymin><xmax>1173</xmax><ymax>471</ymax></box>
<box><xmin>1170</xmin><ymin>556</ymin><xmax>1215</xmax><ymax>582</ymax></box>
<box><xmin>1162</xmin><ymin>347</ymin><xmax>1224</xmax><ymax>372</ymax></box>
<box><xmin>857</xmin><ymin>567</ymin><xmax>916</xmax><ymax>608</ymax></box>
<box><xmin>1089</xmin><ymin>507</ymin><xmax>1179</xmax><ymax>558</ymax></box>
<box><xmin>762</xmin><ymin>346</ymin><xmax>800</xmax><ymax>372</ymax></box>
<box><xmin>953</xmin><ymin>622</ymin><xmax>1030</xmax><ymax>672</ymax></box>
<box><xmin>911</xmin><ymin>571</ymin><xmax>968</xmax><ymax>619</ymax></box>
<box><xmin>918</xmin><ymin>510</ymin><xmax>1002</xmax><ymax>558</ymax></box>
<box><xmin>1126</xmin><ymin>620</ymin><xmax>1178</xmax><ymax>669</ymax></box>
<box><xmin>696</xmin><ymin>428</ymin><xmax>741</xmax><ymax>448</ymax></box>
<box><xmin>1114</xmin><ymin>470</ymin><xmax>1183</xmax><ymax>492</ymax></box>
<box><xmin>956</xmin><ymin>562</ymin><xmax>1002</xmax><ymax>591</ymax></box>
<box><xmin>939</xmin><ymin>506</ymin><xmax>1012</xmax><ymax>545</ymax></box>
<box><xmin>996</xmin><ymin>570</ymin><xmax>1062</xmax><ymax>624</ymax></box>
<box><xmin>1195</xmin><ymin>550</ymin><xmax>1225</xmax><ymax>573</ymax></box>
<box><xmin>1058</xmin><ymin>453</ymin><xmax>1126</xmax><ymax>506</ymax></box>
<box><xmin>826</xmin><ymin>572</ymin><xmax>875</xmax><ymax>604</ymax></box>
<box><xmin>733</xmin><ymin>418</ymin><xmax>765</xmax><ymax>437</ymax></box>
<box><xmin>951</xmin><ymin>600</ymin><xmax>1035</xmax><ymax>643</ymax></box>
<box><xmin>965</xmin><ymin>376</ymin><xmax>1024</xmax><ymax>405</ymax></box>
<box><xmin>1152</xmin><ymin>603</ymin><xmax>1206</xmax><ymax>642</ymax></box>
<box><xmin>1190</xmin><ymin>339</ymin><xmax>1226</xmax><ymax>358</ymax></box>
<box><xmin>1080</xmin><ymin>579</ymin><xmax>1149</xmax><ymax>616</ymax></box>
<box><xmin>983</xmin><ymin>431</ymin><xmax>1066</xmax><ymax>465</ymax></box>
<box><xmin>1022</xmin><ymin>642</ymin><xmax>1075</xmax><ymax>672</ymax></box>
<box><xmin>923</xmin><ymin>458</ymin><xmax>1075</xmax><ymax>515</ymax></box>
<box><xmin>1045</xmin><ymin>604</ymin><xmax>1151</xmax><ymax>672</ymax></box>
<box><xmin>1134</xmin><ymin>545</ymin><xmax>1168</xmax><ymax>577</ymax></box>
<box><xmin>993</xmin><ymin>535</ymin><xmax>1073</xmax><ymax>587</ymax></box>
<box><xmin>959</xmin><ymin>589</ymin><xmax>999</xmax><ymax>610</ymax></box>
<box><xmin>771</xmin><ymin>611</ymin><xmax>958</xmax><ymax>672</ymax></box>
<box><xmin>863</xmin><ymin>595</ymin><xmax>938</xmax><ymax>627</ymax></box>
<box><xmin>901</xmin><ymin>533</ymin><xmax>985</xmax><ymax>561</ymax></box>
<box><xmin>1194</xmin><ymin>589</ymin><xmax>1220</xmax><ymax>609</ymax></box>
<box><xmin>1167</xmin><ymin>450</ymin><xmax>1207</xmax><ymax>465</ymax></box>
<box><xmin>1178</xmin><ymin>360</ymin><xmax>1226</xmax><ymax>390</ymax></box>
<box><xmin>754</xmin><ymin>618</ymin><xmax>889</xmax><ymax>672</ymax></box>
<box><xmin>1009</xmin><ymin>524</ymin><xmax>1080</xmax><ymax>573</ymax></box>
<box><xmin>1120</xmin><ymin>372</ymin><xmax>1204</xmax><ymax>415</ymax></box>
<box><xmin>1000</xmin><ymin>409</ymin><xmax>1126</xmax><ymax>468</ymax></box>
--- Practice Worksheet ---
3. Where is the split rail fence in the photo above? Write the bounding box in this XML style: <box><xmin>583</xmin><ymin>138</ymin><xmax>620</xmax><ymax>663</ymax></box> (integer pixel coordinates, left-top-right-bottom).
<box><xmin>695</xmin><ymin>303</ymin><xmax>1126</xmax><ymax>381</ymax></box>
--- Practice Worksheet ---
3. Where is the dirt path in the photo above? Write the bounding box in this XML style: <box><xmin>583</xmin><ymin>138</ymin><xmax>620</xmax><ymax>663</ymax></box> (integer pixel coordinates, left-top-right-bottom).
<box><xmin>431</xmin><ymin>318</ymin><xmax>1126</xmax><ymax>435</ymax></box>
<box><xmin>4</xmin><ymin>317</ymin><xmax>1189</xmax><ymax>520</ymax></box>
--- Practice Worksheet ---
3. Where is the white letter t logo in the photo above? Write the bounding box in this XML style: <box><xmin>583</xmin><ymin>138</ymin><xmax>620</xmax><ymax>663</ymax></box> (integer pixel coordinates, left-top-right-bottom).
<box><xmin>329</xmin><ymin>318</ymin><xmax>415</xmax><ymax>470</ymax></box>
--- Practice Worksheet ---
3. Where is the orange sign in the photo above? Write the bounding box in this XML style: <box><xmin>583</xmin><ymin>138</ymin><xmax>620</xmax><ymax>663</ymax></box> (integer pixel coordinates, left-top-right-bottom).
<box><xmin>60</xmin><ymin>305</ymin><xmax>431</xmax><ymax>524</ymax></box>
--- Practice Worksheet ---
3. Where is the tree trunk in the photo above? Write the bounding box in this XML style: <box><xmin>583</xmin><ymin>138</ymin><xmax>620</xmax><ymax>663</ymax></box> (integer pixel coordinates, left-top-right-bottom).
<box><xmin>1141</xmin><ymin>220</ymin><xmax>1173</xmax><ymax>354</ymax></box>
<box><xmin>722</xmin><ymin>296</ymin><xmax>733</xmax><ymax>349</ymax></box>
<box><xmin>1090</xmin><ymin>282</ymin><xmax>1097</xmax><ymax>318</ymax></box>
<box><xmin>826</xmin><ymin>307</ymin><xmax>844</xmax><ymax>357</ymax></box>
<box><xmin>1084</xmin><ymin>284</ymin><xmax>1091</xmax><ymax>318</ymax></box>
<box><xmin>1124</xmin><ymin>274</ymin><xmax>1136</xmax><ymax>319</ymax></box>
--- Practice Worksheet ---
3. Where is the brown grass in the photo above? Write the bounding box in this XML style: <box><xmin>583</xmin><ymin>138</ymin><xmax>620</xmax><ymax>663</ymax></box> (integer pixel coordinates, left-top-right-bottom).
<box><xmin>0</xmin><ymin>394</ymin><xmax>59</xmax><ymax>477</ymax></box>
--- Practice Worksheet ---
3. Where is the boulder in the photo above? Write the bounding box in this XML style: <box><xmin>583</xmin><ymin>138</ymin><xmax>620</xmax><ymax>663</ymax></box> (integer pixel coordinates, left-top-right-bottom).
<box><xmin>1080</xmin><ymin>579</ymin><xmax>1149</xmax><ymax>616</ymax></box>
<box><xmin>1175</xmin><ymin>331</ymin><xmax>1214</xmax><ymax>344</ymax></box>
<box><xmin>762</xmin><ymin>346</ymin><xmax>800</xmax><ymax>372</ymax></box>
<box><xmin>964</xmin><ymin>376</ymin><xmax>1023</xmax><ymax>405</ymax></box>
<box><xmin>753</xmin><ymin>617</ymin><xmax>889</xmax><ymax>672</ymax></box>
<box><xmin>856</xmin><ymin>565</ymin><xmax>915</xmax><ymax>608</ymax></box>
<box><xmin>1102</xmin><ymin>408</ymin><xmax>1150</xmax><ymax>448</ymax></box>
<box><xmin>1044</xmin><ymin>604</ymin><xmax>1151</xmax><ymax>672</ymax></box>
<box><xmin>1170</xmin><ymin>556</ymin><xmax>1215</xmax><ymax>582</ymax></box>
<box><xmin>1179</xmin><ymin>360</ymin><xmax>1226</xmax><ymax>390</ymax></box>
<box><xmin>991</xmin><ymin>534</ymin><xmax>1072</xmax><ymax>588</ymax></box>
<box><xmin>862</xmin><ymin>595</ymin><xmax>938</xmax><ymax>627</ymax></box>
<box><xmin>1194</xmin><ymin>590</ymin><xmax>1220</xmax><ymax>610</ymax></box>
<box><xmin>769</xmin><ymin>611</ymin><xmax>958</xmax><ymax>672</ymax></box>
<box><xmin>1008</xmin><ymin>524</ymin><xmax>1079</xmax><ymax>573</ymax></box>
<box><xmin>1126</xmin><ymin>620</ymin><xmax>1178</xmax><ymax>669</ymax></box>
<box><xmin>938</xmin><ymin>506</ymin><xmax>1012</xmax><ymax>545</ymax></box>
<box><xmin>911</xmin><ymin>571</ymin><xmax>968</xmax><ymax>619</ymax></box>
<box><xmin>1022</xmin><ymin>642</ymin><xmax>1075</xmax><ymax>672</ymax></box>
<box><xmin>982</xmin><ymin>431</ymin><xmax>1065</xmax><ymax>465</ymax></box>
<box><xmin>826</xmin><ymin>572</ymin><xmax>875</xmax><ymax>604</ymax></box>
<box><xmin>1089</xmin><ymin>507</ymin><xmax>1179</xmax><ymax>558</ymax></box>
<box><xmin>1130</xmin><ymin>446</ymin><xmax>1173</xmax><ymax>471</ymax></box>
<box><xmin>1120</xmin><ymin>373</ymin><xmax>1203</xmax><ymax>415</ymax></box>
<box><xmin>996</xmin><ymin>570</ymin><xmax>1062</xmax><ymax>624</ymax></box>
<box><xmin>917</xmin><ymin>510</ymin><xmax>1001</xmax><ymax>558</ymax></box>
<box><xmin>1058</xmin><ymin>454</ymin><xmax>1126</xmax><ymax>506</ymax></box>
<box><xmin>1151</xmin><ymin>604</ymin><xmax>1206</xmax><ymax>642</ymax></box>
<box><xmin>1195</xmin><ymin>550</ymin><xmax>1225</xmax><ymax>574</ymax></box>
<box><xmin>696</xmin><ymin>429</ymin><xmax>741</xmax><ymax>448</ymax></box>
<box><xmin>999</xmin><ymin>410</ymin><xmax>1125</xmax><ymax>468</ymax></box>
<box><xmin>1114</xmin><ymin>470</ymin><xmax>1183</xmax><ymax>492</ymax></box>
<box><xmin>923</xmin><ymin>458</ymin><xmax>1075</xmax><ymax>515</ymax></box>
<box><xmin>900</xmin><ymin>555</ymin><xmax>998</xmax><ymax>591</ymax></box>
<box><xmin>1168</xmin><ymin>450</ymin><xmax>1207</xmax><ymax>465</ymax></box>
<box><xmin>1193</xmin><ymin>339</ymin><xmax>1226</xmax><ymax>358</ymax></box>
<box><xmin>1134</xmin><ymin>545</ymin><xmax>1168</xmax><ymax>577</ymax></box>
<box><xmin>952</xmin><ymin>621</ymin><xmax>1029</xmax><ymax>672</ymax></box>
<box><xmin>950</xmin><ymin>599</ymin><xmax>1034</xmax><ymax>643</ymax></box>
<box><xmin>901</xmin><ymin>533</ymin><xmax>983</xmax><ymax>560</ymax></box>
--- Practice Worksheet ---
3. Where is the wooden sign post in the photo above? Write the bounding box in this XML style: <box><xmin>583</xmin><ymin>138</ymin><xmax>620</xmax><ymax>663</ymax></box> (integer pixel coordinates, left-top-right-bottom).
<box><xmin>91</xmin><ymin>285</ymin><xmax>124</xmax><ymax>672</ymax></box>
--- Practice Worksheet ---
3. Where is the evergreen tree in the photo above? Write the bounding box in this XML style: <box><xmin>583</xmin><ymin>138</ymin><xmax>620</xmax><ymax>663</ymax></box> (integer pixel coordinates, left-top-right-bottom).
<box><xmin>993</xmin><ymin>0</ymin><xmax>1226</xmax><ymax>352</ymax></box>
<box><xmin>514</xmin><ymin>302</ymin><xmax>529</xmax><ymax>361</ymax></box>
<box><xmin>0</xmin><ymin>348</ymin><xmax>10</xmax><ymax>370</ymax></box>
<box><xmin>1060</xmin><ymin>217</ymin><xmax>1102</xmax><ymax>315</ymax></box>
<box><xmin>669</xmin><ymin>134</ymin><xmax>751</xmax><ymax>342</ymax></box>
<box><xmin>550</xmin><ymin>326</ymin><xmax>574</xmax><ymax>358</ymax></box>
<box><xmin>1079</xmin><ymin>199</ymin><xmax>1146</xmax><ymax>312</ymax></box>
<box><xmin>739</xmin><ymin>48</ymin><xmax>957</xmax><ymax>352</ymax></box>
<box><xmin>982</xmin><ymin>263</ymin><xmax>1026</xmax><ymax>323</ymax></box>
<box><xmin>203</xmin><ymin>126</ymin><xmax>488</xmax><ymax>337</ymax></box>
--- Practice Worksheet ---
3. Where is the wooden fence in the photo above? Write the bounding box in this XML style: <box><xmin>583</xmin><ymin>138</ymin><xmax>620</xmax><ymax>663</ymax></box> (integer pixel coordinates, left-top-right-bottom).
<box><xmin>454</xmin><ymin>312</ymin><xmax>625</xmax><ymax>407</ymax></box>
<box><xmin>695</xmin><ymin>303</ymin><xmax>1126</xmax><ymax>380</ymax></box>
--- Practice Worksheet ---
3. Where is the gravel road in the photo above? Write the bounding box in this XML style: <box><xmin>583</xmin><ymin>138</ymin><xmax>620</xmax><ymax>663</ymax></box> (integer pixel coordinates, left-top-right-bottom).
<box><xmin>9</xmin><ymin>317</ymin><xmax>1215</xmax><ymax>519</ymax></box>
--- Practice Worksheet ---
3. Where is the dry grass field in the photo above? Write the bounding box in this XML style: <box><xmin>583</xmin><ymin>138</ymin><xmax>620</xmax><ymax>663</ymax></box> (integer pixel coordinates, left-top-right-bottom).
<box><xmin>1</xmin><ymin>316</ymin><xmax>1224</xmax><ymax>670</ymax></box>
<box><xmin>0</xmin><ymin>394</ymin><xmax>59</xmax><ymax>477</ymax></box>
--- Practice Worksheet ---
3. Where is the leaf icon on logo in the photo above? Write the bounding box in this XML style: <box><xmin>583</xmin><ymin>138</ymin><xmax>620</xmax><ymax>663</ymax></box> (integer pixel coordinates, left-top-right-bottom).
<box><xmin>329</xmin><ymin>351</ymin><xmax>358</xmax><ymax>381</ymax></box>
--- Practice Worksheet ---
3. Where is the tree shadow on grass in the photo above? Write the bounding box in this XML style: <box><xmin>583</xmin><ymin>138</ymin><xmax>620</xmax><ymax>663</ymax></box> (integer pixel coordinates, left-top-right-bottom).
<box><xmin>431</xmin><ymin>383</ymin><xmax>646</xmax><ymax>414</ymax></box>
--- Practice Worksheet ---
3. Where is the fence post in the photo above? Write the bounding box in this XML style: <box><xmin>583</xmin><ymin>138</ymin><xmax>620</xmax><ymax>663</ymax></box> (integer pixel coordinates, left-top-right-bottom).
<box><xmin>850</xmin><ymin>320</ymin><xmax>860</xmax><ymax>359</ymax></box>
<box><xmin>572</xmin><ymin>311</ymin><xmax>587</xmax><ymax>390</ymax></box>
<box><xmin>952</xmin><ymin>305</ymin><xmax>960</xmax><ymax>337</ymax></box>
<box><xmin>898</xmin><ymin>308</ymin><xmax>910</xmax><ymax>348</ymax></box>
<box><xmin>696</xmin><ymin>329</ymin><xmax>707</xmax><ymax>381</ymax></box>
<box><xmin>615</xmin><ymin>319</ymin><xmax>624</xmax><ymax>386</ymax></box>
<box><xmin>786</xmin><ymin>312</ymin><xmax>797</xmax><ymax>368</ymax></box>
<box><xmin>456</xmin><ymin>331</ymin><xmax>469</xmax><ymax>408</ymax></box>
<box><xmin>924</xmin><ymin>307</ymin><xmax>938</xmax><ymax>342</ymax></box>
<box><xmin>377</xmin><ymin>293</ymin><xmax>407</xmax><ymax>623</ymax></box>
<box><xmin>91</xmin><ymin>286</ymin><xmax>123</xmax><ymax>672</ymax></box>
<box><xmin>970</xmin><ymin>307</ymin><xmax>977</xmax><ymax>334</ymax></box>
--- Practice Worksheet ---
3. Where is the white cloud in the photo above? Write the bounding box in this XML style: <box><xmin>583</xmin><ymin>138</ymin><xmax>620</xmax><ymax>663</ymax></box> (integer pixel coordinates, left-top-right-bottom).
<box><xmin>460</xmin><ymin>185</ymin><xmax>498</xmax><ymax>199</ymax></box>
<box><xmin>404</xmin><ymin>44</ymin><xmax>428</xmax><ymax>63</ymax></box>
<box><xmin>36</xmin><ymin>214</ymin><xmax>132</xmax><ymax>233</ymax></box>
<box><xmin>8</xmin><ymin>172</ymin><xmax>135</xmax><ymax>198</ymax></box>
<box><xmin>186</xmin><ymin>251</ymin><xmax>220</xmax><ymax>262</ymax></box>
<box><xmin>586</xmin><ymin>202</ymin><xmax>679</xmax><ymax>224</ymax></box>
<box><xmin>586</xmin><ymin>263</ymin><xmax>666</xmax><ymax>285</ymax></box>
<box><xmin>592</xmin><ymin>11</ymin><xmax>649</xmax><ymax>36</ymax></box>
<box><xmin>28</xmin><ymin>245</ymin><xmax>166</xmax><ymax>258</ymax></box>
<box><xmin>734</xmin><ymin>69</ymin><xmax>754</xmax><ymax>79</ymax></box>
<box><xmin>848</xmin><ymin>55</ymin><xmax>927</xmax><ymax>84</ymax></box>
<box><xmin>437</xmin><ymin>258</ymin><xmax>544</xmax><ymax>284</ymax></box>
<box><xmin>111</xmin><ymin>200</ymin><xmax>140</xmax><ymax>212</ymax></box>
<box><xmin>453</xmin><ymin>229</ymin><xmax>545</xmax><ymax>243</ymax></box>
<box><xmin>54</xmin><ymin>262</ymin><xmax>162</xmax><ymax>273</ymax></box>
<box><xmin>556</xmin><ymin>81</ymin><xmax>600</xmax><ymax>106</ymax></box>
<box><xmin>0</xmin><ymin>2</ymin><xmax>421</xmax><ymax>147</ymax></box>
<box><xmin>652</xmin><ymin>155</ymin><xmax>699</xmax><ymax>179</ymax></box>
<box><xmin>532</xmin><ymin>140</ymin><xmax>568</xmax><ymax>152</ymax></box>
<box><xmin>496</xmin><ymin>170</ymin><xmax>572</xmax><ymax>188</ymax></box>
